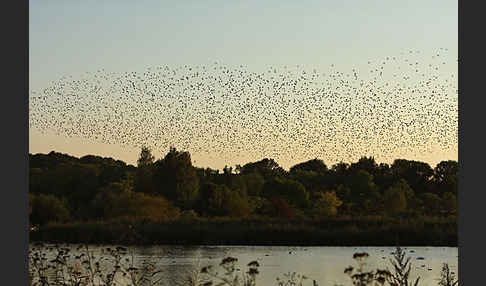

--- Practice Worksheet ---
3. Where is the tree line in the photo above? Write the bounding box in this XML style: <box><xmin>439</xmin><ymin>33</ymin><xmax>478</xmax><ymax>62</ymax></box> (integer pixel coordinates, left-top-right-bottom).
<box><xmin>28</xmin><ymin>148</ymin><xmax>458</xmax><ymax>226</ymax></box>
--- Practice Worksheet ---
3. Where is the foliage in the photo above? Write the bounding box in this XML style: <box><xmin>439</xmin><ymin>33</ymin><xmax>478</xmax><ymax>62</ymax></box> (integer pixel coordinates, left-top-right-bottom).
<box><xmin>91</xmin><ymin>181</ymin><xmax>180</xmax><ymax>221</ymax></box>
<box><xmin>437</xmin><ymin>263</ymin><xmax>458</xmax><ymax>286</ymax></box>
<box><xmin>268</xmin><ymin>198</ymin><xmax>296</xmax><ymax>218</ymax></box>
<box><xmin>289</xmin><ymin>158</ymin><xmax>328</xmax><ymax>174</ymax></box>
<box><xmin>441</xmin><ymin>193</ymin><xmax>457</xmax><ymax>215</ymax></box>
<box><xmin>349</xmin><ymin>156</ymin><xmax>379</xmax><ymax>176</ymax></box>
<box><xmin>243</xmin><ymin>172</ymin><xmax>265</xmax><ymax>197</ymax></box>
<box><xmin>240</xmin><ymin>158</ymin><xmax>286</xmax><ymax>179</ymax></box>
<box><xmin>197</xmin><ymin>183</ymin><xmax>251</xmax><ymax>217</ymax></box>
<box><xmin>383</xmin><ymin>181</ymin><xmax>409</xmax><ymax>215</ymax></box>
<box><xmin>29</xmin><ymin>193</ymin><xmax>70</xmax><ymax>225</ymax></box>
<box><xmin>134</xmin><ymin>146</ymin><xmax>156</xmax><ymax>194</ymax></box>
<box><xmin>340</xmin><ymin>246</ymin><xmax>421</xmax><ymax>286</ymax></box>
<box><xmin>312</xmin><ymin>191</ymin><xmax>343</xmax><ymax>217</ymax></box>
<box><xmin>28</xmin><ymin>243</ymin><xmax>164</xmax><ymax>286</ymax></box>
<box><xmin>28</xmin><ymin>149</ymin><xmax>458</xmax><ymax>237</ymax></box>
<box><xmin>420</xmin><ymin>193</ymin><xmax>441</xmax><ymax>216</ymax></box>
<box><xmin>390</xmin><ymin>159</ymin><xmax>434</xmax><ymax>197</ymax></box>
<box><xmin>263</xmin><ymin>177</ymin><xmax>309</xmax><ymax>208</ymax></box>
<box><xmin>433</xmin><ymin>161</ymin><xmax>458</xmax><ymax>196</ymax></box>
<box><xmin>153</xmin><ymin>147</ymin><xmax>200</xmax><ymax>209</ymax></box>
<box><xmin>137</xmin><ymin>146</ymin><xmax>155</xmax><ymax>167</ymax></box>
<box><xmin>344</xmin><ymin>170</ymin><xmax>379</xmax><ymax>215</ymax></box>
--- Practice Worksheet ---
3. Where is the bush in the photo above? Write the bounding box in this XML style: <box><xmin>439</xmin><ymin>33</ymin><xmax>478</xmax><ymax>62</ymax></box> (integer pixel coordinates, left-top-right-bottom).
<box><xmin>91</xmin><ymin>182</ymin><xmax>180</xmax><ymax>221</ymax></box>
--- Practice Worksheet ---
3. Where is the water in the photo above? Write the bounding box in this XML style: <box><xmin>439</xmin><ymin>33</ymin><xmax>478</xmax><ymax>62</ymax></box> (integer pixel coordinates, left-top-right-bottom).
<box><xmin>30</xmin><ymin>244</ymin><xmax>458</xmax><ymax>285</ymax></box>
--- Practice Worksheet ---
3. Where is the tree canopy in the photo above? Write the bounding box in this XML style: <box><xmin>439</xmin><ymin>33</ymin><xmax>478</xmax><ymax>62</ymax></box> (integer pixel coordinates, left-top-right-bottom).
<box><xmin>28</xmin><ymin>149</ymin><xmax>458</xmax><ymax>226</ymax></box>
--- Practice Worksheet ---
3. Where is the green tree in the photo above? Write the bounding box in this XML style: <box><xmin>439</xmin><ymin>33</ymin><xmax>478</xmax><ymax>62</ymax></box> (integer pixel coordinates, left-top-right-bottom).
<box><xmin>312</xmin><ymin>191</ymin><xmax>343</xmax><ymax>217</ymax></box>
<box><xmin>197</xmin><ymin>183</ymin><xmax>250</xmax><ymax>217</ymax></box>
<box><xmin>442</xmin><ymin>192</ymin><xmax>457</xmax><ymax>214</ymax></box>
<box><xmin>200</xmin><ymin>183</ymin><xmax>229</xmax><ymax>216</ymax></box>
<box><xmin>328</xmin><ymin>161</ymin><xmax>350</xmax><ymax>187</ymax></box>
<box><xmin>289</xmin><ymin>158</ymin><xmax>328</xmax><ymax>174</ymax></box>
<box><xmin>137</xmin><ymin>145</ymin><xmax>155</xmax><ymax>167</ymax></box>
<box><xmin>391</xmin><ymin>159</ymin><xmax>434</xmax><ymax>196</ymax></box>
<box><xmin>421</xmin><ymin>192</ymin><xmax>442</xmax><ymax>215</ymax></box>
<box><xmin>289</xmin><ymin>169</ymin><xmax>328</xmax><ymax>198</ymax></box>
<box><xmin>349</xmin><ymin>156</ymin><xmax>378</xmax><ymax>176</ymax></box>
<box><xmin>434</xmin><ymin>160</ymin><xmax>458</xmax><ymax>196</ymax></box>
<box><xmin>383</xmin><ymin>182</ymin><xmax>408</xmax><ymax>215</ymax></box>
<box><xmin>45</xmin><ymin>162</ymin><xmax>100</xmax><ymax>219</ymax></box>
<box><xmin>263</xmin><ymin>177</ymin><xmax>309</xmax><ymax>208</ymax></box>
<box><xmin>91</xmin><ymin>181</ymin><xmax>179</xmax><ymax>221</ymax></box>
<box><xmin>243</xmin><ymin>172</ymin><xmax>265</xmax><ymax>196</ymax></box>
<box><xmin>134</xmin><ymin>146</ymin><xmax>156</xmax><ymax>194</ymax></box>
<box><xmin>346</xmin><ymin>170</ymin><xmax>379</xmax><ymax>214</ymax></box>
<box><xmin>240</xmin><ymin>158</ymin><xmax>286</xmax><ymax>179</ymax></box>
<box><xmin>29</xmin><ymin>193</ymin><xmax>70</xmax><ymax>225</ymax></box>
<box><xmin>153</xmin><ymin>147</ymin><xmax>199</xmax><ymax>209</ymax></box>
<box><xmin>225</xmin><ymin>191</ymin><xmax>252</xmax><ymax>217</ymax></box>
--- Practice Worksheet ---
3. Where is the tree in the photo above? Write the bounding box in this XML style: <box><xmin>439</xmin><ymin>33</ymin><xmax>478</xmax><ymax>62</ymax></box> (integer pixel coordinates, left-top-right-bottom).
<box><xmin>134</xmin><ymin>146</ymin><xmax>156</xmax><ymax>194</ymax></box>
<box><xmin>289</xmin><ymin>169</ymin><xmax>327</xmax><ymax>197</ymax></box>
<box><xmin>197</xmin><ymin>183</ymin><xmax>250</xmax><ymax>217</ymax></box>
<box><xmin>289</xmin><ymin>158</ymin><xmax>328</xmax><ymax>174</ymax></box>
<box><xmin>262</xmin><ymin>177</ymin><xmax>309</xmax><ymax>208</ymax></box>
<box><xmin>312</xmin><ymin>191</ymin><xmax>343</xmax><ymax>217</ymax></box>
<box><xmin>198</xmin><ymin>183</ymin><xmax>229</xmax><ymax>216</ymax></box>
<box><xmin>45</xmin><ymin>162</ymin><xmax>100</xmax><ymax>219</ymax></box>
<box><xmin>225</xmin><ymin>191</ymin><xmax>251</xmax><ymax>217</ymax></box>
<box><xmin>91</xmin><ymin>181</ymin><xmax>180</xmax><ymax>221</ymax></box>
<box><xmin>349</xmin><ymin>156</ymin><xmax>378</xmax><ymax>176</ymax></box>
<box><xmin>228</xmin><ymin>175</ymin><xmax>248</xmax><ymax>197</ymax></box>
<box><xmin>137</xmin><ymin>146</ymin><xmax>155</xmax><ymax>167</ymax></box>
<box><xmin>391</xmin><ymin>159</ymin><xmax>434</xmax><ymax>196</ymax></box>
<box><xmin>29</xmin><ymin>193</ymin><xmax>70</xmax><ymax>225</ymax></box>
<box><xmin>374</xmin><ymin>162</ymin><xmax>394</xmax><ymax>191</ymax></box>
<box><xmin>239</xmin><ymin>158</ymin><xmax>286</xmax><ymax>179</ymax></box>
<box><xmin>328</xmin><ymin>161</ymin><xmax>350</xmax><ymax>186</ymax></box>
<box><xmin>346</xmin><ymin>170</ymin><xmax>379</xmax><ymax>214</ymax></box>
<box><xmin>421</xmin><ymin>192</ymin><xmax>441</xmax><ymax>215</ymax></box>
<box><xmin>153</xmin><ymin>147</ymin><xmax>199</xmax><ymax>209</ymax></box>
<box><xmin>434</xmin><ymin>160</ymin><xmax>458</xmax><ymax>196</ymax></box>
<box><xmin>269</xmin><ymin>198</ymin><xmax>295</xmax><ymax>218</ymax></box>
<box><xmin>243</xmin><ymin>172</ymin><xmax>265</xmax><ymax>196</ymax></box>
<box><xmin>333</xmin><ymin>184</ymin><xmax>354</xmax><ymax>214</ymax></box>
<box><xmin>383</xmin><ymin>181</ymin><xmax>408</xmax><ymax>215</ymax></box>
<box><xmin>442</xmin><ymin>192</ymin><xmax>457</xmax><ymax>214</ymax></box>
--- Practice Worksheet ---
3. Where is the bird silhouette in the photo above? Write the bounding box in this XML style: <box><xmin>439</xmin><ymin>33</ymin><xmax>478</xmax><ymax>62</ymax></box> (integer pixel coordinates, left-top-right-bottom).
<box><xmin>29</xmin><ymin>49</ymin><xmax>457</xmax><ymax>169</ymax></box>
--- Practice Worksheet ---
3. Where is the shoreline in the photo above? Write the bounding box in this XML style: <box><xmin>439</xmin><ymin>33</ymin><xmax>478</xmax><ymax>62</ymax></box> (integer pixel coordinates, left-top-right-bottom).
<box><xmin>29</xmin><ymin>217</ymin><xmax>457</xmax><ymax>247</ymax></box>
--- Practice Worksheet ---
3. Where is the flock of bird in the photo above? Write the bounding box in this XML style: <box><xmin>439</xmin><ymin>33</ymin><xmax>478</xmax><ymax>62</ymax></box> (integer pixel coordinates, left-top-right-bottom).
<box><xmin>29</xmin><ymin>49</ymin><xmax>457</xmax><ymax>169</ymax></box>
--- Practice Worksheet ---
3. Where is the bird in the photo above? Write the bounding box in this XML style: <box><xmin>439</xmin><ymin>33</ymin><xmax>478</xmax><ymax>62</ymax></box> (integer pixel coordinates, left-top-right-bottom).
<box><xmin>29</xmin><ymin>49</ymin><xmax>457</xmax><ymax>170</ymax></box>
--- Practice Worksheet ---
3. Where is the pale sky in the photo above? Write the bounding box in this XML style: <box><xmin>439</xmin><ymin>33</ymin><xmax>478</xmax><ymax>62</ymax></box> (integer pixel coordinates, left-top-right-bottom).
<box><xmin>29</xmin><ymin>1</ymin><xmax>458</xmax><ymax>170</ymax></box>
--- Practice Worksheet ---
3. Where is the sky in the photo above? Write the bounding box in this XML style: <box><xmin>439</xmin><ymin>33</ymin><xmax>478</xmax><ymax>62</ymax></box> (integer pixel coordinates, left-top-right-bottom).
<box><xmin>29</xmin><ymin>1</ymin><xmax>458</xmax><ymax>170</ymax></box>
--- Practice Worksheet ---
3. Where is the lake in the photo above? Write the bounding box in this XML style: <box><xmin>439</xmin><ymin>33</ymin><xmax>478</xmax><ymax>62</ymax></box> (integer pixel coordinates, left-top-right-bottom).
<box><xmin>29</xmin><ymin>244</ymin><xmax>458</xmax><ymax>285</ymax></box>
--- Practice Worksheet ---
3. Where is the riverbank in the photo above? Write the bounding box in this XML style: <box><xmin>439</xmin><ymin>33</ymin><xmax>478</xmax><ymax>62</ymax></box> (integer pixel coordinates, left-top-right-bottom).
<box><xmin>29</xmin><ymin>216</ymin><xmax>457</xmax><ymax>246</ymax></box>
